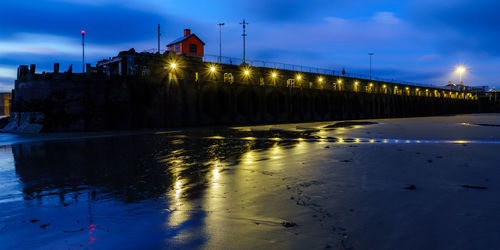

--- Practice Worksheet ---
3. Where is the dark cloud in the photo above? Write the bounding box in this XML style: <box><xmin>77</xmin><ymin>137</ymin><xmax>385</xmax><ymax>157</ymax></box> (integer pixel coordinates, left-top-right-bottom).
<box><xmin>0</xmin><ymin>1</ymin><xmax>181</xmax><ymax>44</ymax></box>
<box><xmin>408</xmin><ymin>0</ymin><xmax>500</xmax><ymax>56</ymax></box>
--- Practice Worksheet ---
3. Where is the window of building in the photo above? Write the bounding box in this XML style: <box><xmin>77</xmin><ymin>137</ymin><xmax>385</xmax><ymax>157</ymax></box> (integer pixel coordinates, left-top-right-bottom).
<box><xmin>176</xmin><ymin>44</ymin><xmax>180</xmax><ymax>51</ymax></box>
<box><xmin>189</xmin><ymin>44</ymin><xmax>197</xmax><ymax>53</ymax></box>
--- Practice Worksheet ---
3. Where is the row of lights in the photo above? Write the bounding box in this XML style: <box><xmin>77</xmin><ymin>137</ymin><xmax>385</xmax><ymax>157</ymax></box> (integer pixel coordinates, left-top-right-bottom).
<box><xmin>169</xmin><ymin>62</ymin><xmax>472</xmax><ymax>97</ymax></box>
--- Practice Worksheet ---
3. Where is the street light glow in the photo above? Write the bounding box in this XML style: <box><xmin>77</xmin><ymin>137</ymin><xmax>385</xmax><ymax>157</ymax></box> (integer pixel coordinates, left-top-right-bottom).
<box><xmin>272</xmin><ymin>72</ymin><xmax>277</xmax><ymax>78</ymax></box>
<box><xmin>170</xmin><ymin>63</ymin><xmax>177</xmax><ymax>69</ymax></box>
<box><xmin>244</xmin><ymin>70</ymin><xmax>250</xmax><ymax>75</ymax></box>
<box><xmin>456</xmin><ymin>66</ymin><xmax>466</xmax><ymax>74</ymax></box>
<box><xmin>210</xmin><ymin>66</ymin><xmax>216</xmax><ymax>72</ymax></box>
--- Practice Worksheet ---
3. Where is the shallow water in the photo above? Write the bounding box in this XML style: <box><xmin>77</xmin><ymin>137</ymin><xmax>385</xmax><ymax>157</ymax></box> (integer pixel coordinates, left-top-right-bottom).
<box><xmin>1</xmin><ymin>114</ymin><xmax>500</xmax><ymax>249</ymax></box>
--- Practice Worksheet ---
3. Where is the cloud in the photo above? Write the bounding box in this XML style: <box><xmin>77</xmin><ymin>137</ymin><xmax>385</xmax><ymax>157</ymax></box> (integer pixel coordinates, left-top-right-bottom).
<box><xmin>407</xmin><ymin>0</ymin><xmax>500</xmax><ymax>56</ymax></box>
<box><xmin>0</xmin><ymin>33</ymin><xmax>114</xmax><ymax>56</ymax></box>
<box><xmin>0</xmin><ymin>67</ymin><xmax>17</xmax><ymax>79</ymax></box>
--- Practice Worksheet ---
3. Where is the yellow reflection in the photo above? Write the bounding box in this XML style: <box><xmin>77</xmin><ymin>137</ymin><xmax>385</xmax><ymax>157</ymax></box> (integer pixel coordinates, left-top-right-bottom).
<box><xmin>270</xmin><ymin>143</ymin><xmax>283</xmax><ymax>160</ymax></box>
<box><xmin>242</xmin><ymin>150</ymin><xmax>255</xmax><ymax>164</ymax></box>
<box><xmin>174</xmin><ymin>179</ymin><xmax>182</xmax><ymax>199</ymax></box>
<box><xmin>242</xmin><ymin>137</ymin><xmax>257</xmax><ymax>141</ymax></box>
<box><xmin>338</xmin><ymin>138</ymin><xmax>344</xmax><ymax>143</ymax></box>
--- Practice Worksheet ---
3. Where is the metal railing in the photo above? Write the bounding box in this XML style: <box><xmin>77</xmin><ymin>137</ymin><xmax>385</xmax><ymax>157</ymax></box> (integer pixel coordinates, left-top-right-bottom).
<box><xmin>202</xmin><ymin>54</ymin><xmax>472</xmax><ymax>90</ymax></box>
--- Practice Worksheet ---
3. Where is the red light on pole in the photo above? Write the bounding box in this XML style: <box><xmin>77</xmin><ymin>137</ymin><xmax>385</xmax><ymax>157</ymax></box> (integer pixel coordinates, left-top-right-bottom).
<box><xmin>81</xmin><ymin>30</ymin><xmax>85</xmax><ymax>73</ymax></box>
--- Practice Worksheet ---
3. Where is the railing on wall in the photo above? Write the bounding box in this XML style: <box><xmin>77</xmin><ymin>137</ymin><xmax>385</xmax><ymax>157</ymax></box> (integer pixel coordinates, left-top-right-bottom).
<box><xmin>202</xmin><ymin>54</ymin><xmax>473</xmax><ymax>91</ymax></box>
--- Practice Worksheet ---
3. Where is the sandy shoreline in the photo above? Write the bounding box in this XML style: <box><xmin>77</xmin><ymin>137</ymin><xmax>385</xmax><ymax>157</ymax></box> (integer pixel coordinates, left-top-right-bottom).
<box><xmin>0</xmin><ymin>114</ymin><xmax>499</xmax><ymax>249</ymax></box>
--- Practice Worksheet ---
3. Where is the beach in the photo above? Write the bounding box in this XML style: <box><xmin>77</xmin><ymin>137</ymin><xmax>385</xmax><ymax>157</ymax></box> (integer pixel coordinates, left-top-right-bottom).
<box><xmin>0</xmin><ymin>114</ymin><xmax>499</xmax><ymax>249</ymax></box>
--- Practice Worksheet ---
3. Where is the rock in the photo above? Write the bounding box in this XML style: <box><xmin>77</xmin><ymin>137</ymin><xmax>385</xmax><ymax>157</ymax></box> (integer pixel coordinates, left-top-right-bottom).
<box><xmin>462</xmin><ymin>185</ymin><xmax>487</xmax><ymax>190</ymax></box>
<box><xmin>281</xmin><ymin>221</ymin><xmax>297</xmax><ymax>228</ymax></box>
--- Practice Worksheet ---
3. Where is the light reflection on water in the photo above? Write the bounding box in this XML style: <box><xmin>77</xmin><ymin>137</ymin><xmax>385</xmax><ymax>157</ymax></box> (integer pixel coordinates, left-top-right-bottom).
<box><xmin>0</xmin><ymin>125</ymin><xmax>499</xmax><ymax>248</ymax></box>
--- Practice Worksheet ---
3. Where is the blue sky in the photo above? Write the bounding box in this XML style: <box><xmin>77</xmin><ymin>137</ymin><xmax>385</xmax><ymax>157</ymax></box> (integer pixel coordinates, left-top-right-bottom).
<box><xmin>0</xmin><ymin>0</ymin><xmax>499</xmax><ymax>91</ymax></box>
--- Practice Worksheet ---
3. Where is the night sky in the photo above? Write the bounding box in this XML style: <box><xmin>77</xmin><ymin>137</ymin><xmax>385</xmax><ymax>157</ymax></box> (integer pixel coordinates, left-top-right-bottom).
<box><xmin>1</xmin><ymin>0</ymin><xmax>499</xmax><ymax>91</ymax></box>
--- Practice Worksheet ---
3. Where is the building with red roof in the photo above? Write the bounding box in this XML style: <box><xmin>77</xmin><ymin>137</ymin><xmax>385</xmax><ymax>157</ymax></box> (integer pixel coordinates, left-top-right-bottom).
<box><xmin>167</xmin><ymin>29</ymin><xmax>205</xmax><ymax>57</ymax></box>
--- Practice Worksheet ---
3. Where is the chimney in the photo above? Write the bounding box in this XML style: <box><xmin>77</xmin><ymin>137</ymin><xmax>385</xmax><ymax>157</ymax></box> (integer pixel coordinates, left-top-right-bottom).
<box><xmin>184</xmin><ymin>29</ymin><xmax>191</xmax><ymax>36</ymax></box>
<box><xmin>54</xmin><ymin>63</ymin><xmax>60</xmax><ymax>73</ymax></box>
<box><xmin>29</xmin><ymin>64</ymin><xmax>36</xmax><ymax>75</ymax></box>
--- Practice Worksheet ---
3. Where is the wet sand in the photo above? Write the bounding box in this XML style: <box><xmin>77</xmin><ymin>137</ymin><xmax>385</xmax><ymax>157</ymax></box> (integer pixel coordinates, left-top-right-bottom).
<box><xmin>0</xmin><ymin>114</ymin><xmax>499</xmax><ymax>249</ymax></box>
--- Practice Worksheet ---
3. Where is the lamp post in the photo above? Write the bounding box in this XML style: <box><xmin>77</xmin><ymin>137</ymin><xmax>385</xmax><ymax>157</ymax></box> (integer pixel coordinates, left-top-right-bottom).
<box><xmin>456</xmin><ymin>66</ymin><xmax>465</xmax><ymax>85</ymax></box>
<box><xmin>217</xmin><ymin>23</ymin><xmax>225</xmax><ymax>63</ymax></box>
<box><xmin>368</xmin><ymin>53</ymin><xmax>374</xmax><ymax>80</ymax></box>
<box><xmin>81</xmin><ymin>30</ymin><xmax>85</xmax><ymax>73</ymax></box>
<box><xmin>240</xmin><ymin>19</ymin><xmax>249</xmax><ymax>64</ymax></box>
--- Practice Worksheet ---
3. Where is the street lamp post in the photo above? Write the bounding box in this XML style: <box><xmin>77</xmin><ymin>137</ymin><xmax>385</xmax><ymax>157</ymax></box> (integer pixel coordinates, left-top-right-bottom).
<box><xmin>217</xmin><ymin>23</ymin><xmax>225</xmax><ymax>63</ymax></box>
<box><xmin>81</xmin><ymin>30</ymin><xmax>85</xmax><ymax>73</ymax></box>
<box><xmin>456</xmin><ymin>66</ymin><xmax>465</xmax><ymax>85</ymax></box>
<box><xmin>368</xmin><ymin>53</ymin><xmax>374</xmax><ymax>80</ymax></box>
<box><xmin>240</xmin><ymin>19</ymin><xmax>249</xmax><ymax>64</ymax></box>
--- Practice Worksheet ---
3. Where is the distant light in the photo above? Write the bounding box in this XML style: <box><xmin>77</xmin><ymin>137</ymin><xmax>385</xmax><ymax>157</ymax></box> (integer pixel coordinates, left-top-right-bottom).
<box><xmin>81</xmin><ymin>30</ymin><xmax>85</xmax><ymax>35</ymax></box>
<box><xmin>210</xmin><ymin>66</ymin><xmax>216</xmax><ymax>72</ymax></box>
<box><xmin>337</xmin><ymin>79</ymin><xmax>342</xmax><ymax>83</ymax></box>
<box><xmin>416</xmin><ymin>88</ymin><xmax>420</xmax><ymax>91</ymax></box>
<box><xmin>297</xmin><ymin>75</ymin><xmax>301</xmax><ymax>80</ymax></box>
<box><xmin>354</xmin><ymin>81</ymin><xmax>358</xmax><ymax>85</ymax></box>
<box><xmin>369</xmin><ymin>83</ymin><xmax>373</xmax><ymax>87</ymax></box>
<box><xmin>170</xmin><ymin>63</ymin><xmax>177</xmax><ymax>69</ymax></box>
<box><xmin>272</xmin><ymin>72</ymin><xmax>277</xmax><ymax>78</ymax></box>
<box><xmin>383</xmin><ymin>85</ymin><xmax>387</xmax><ymax>88</ymax></box>
<box><xmin>406</xmin><ymin>87</ymin><xmax>409</xmax><ymax>90</ymax></box>
<box><xmin>456</xmin><ymin>66</ymin><xmax>466</xmax><ymax>74</ymax></box>
<box><xmin>319</xmin><ymin>77</ymin><xmax>323</xmax><ymax>82</ymax></box>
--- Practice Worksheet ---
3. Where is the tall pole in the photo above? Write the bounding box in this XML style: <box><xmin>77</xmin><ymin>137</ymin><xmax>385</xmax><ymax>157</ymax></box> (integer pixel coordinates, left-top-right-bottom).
<box><xmin>240</xmin><ymin>19</ymin><xmax>249</xmax><ymax>64</ymax></box>
<box><xmin>82</xmin><ymin>30</ymin><xmax>85</xmax><ymax>73</ymax></box>
<box><xmin>368</xmin><ymin>53</ymin><xmax>374</xmax><ymax>80</ymax></box>
<box><xmin>217</xmin><ymin>23</ymin><xmax>225</xmax><ymax>63</ymax></box>
<box><xmin>158</xmin><ymin>24</ymin><xmax>161</xmax><ymax>53</ymax></box>
<box><xmin>459</xmin><ymin>71</ymin><xmax>463</xmax><ymax>84</ymax></box>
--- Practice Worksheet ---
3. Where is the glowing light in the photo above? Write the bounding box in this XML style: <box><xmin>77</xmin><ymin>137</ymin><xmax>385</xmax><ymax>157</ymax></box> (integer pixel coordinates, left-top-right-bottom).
<box><xmin>456</xmin><ymin>66</ymin><xmax>466</xmax><ymax>74</ymax></box>
<box><xmin>369</xmin><ymin>83</ymin><xmax>373</xmax><ymax>87</ymax></box>
<box><xmin>244</xmin><ymin>70</ymin><xmax>250</xmax><ymax>75</ymax></box>
<box><xmin>319</xmin><ymin>77</ymin><xmax>323</xmax><ymax>82</ymax></box>
<box><xmin>297</xmin><ymin>75</ymin><xmax>302</xmax><ymax>80</ymax></box>
<box><xmin>272</xmin><ymin>72</ymin><xmax>277</xmax><ymax>78</ymax></box>
<box><xmin>81</xmin><ymin>30</ymin><xmax>85</xmax><ymax>35</ymax></box>
<box><xmin>337</xmin><ymin>79</ymin><xmax>342</xmax><ymax>83</ymax></box>
<box><xmin>174</xmin><ymin>180</ymin><xmax>182</xmax><ymax>199</ymax></box>
<box><xmin>383</xmin><ymin>85</ymin><xmax>387</xmax><ymax>88</ymax></box>
<box><xmin>210</xmin><ymin>66</ymin><xmax>216</xmax><ymax>72</ymax></box>
<box><xmin>406</xmin><ymin>87</ymin><xmax>409</xmax><ymax>90</ymax></box>
<box><xmin>170</xmin><ymin>63</ymin><xmax>177</xmax><ymax>69</ymax></box>
<box><xmin>354</xmin><ymin>81</ymin><xmax>359</xmax><ymax>85</ymax></box>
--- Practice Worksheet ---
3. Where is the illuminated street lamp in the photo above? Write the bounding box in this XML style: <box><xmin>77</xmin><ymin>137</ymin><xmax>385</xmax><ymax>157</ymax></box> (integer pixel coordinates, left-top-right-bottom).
<box><xmin>81</xmin><ymin>30</ymin><xmax>85</xmax><ymax>73</ymax></box>
<box><xmin>456</xmin><ymin>66</ymin><xmax>465</xmax><ymax>85</ymax></box>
